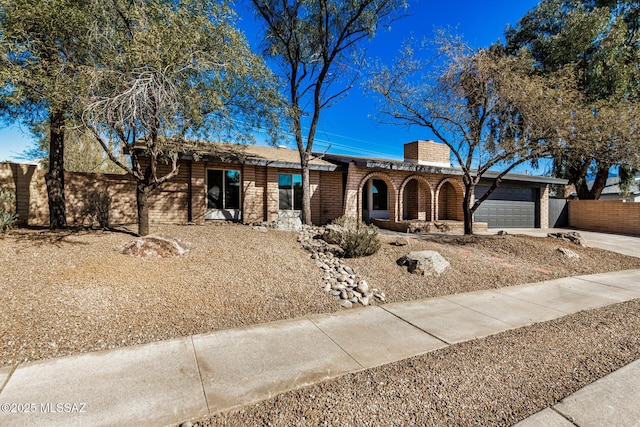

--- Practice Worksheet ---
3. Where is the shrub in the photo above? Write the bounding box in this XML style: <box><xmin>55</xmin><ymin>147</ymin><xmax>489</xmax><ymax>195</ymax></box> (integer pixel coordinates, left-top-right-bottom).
<box><xmin>0</xmin><ymin>188</ymin><xmax>17</xmax><ymax>232</ymax></box>
<box><xmin>327</xmin><ymin>216</ymin><xmax>381</xmax><ymax>258</ymax></box>
<box><xmin>81</xmin><ymin>191</ymin><xmax>111</xmax><ymax>229</ymax></box>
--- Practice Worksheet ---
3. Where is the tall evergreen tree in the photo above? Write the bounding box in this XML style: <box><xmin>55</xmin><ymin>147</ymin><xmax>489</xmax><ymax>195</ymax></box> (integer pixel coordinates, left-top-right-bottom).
<box><xmin>506</xmin><ymin>0</ymin><xmax>640</xmax><ymax>199</ymax></box>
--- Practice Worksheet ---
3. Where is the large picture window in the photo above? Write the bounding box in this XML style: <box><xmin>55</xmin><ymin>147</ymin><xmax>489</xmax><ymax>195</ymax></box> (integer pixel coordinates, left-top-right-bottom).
<box><xmin>279</xmin><ymin>173</ymin><xmax>302</xmax><ymax>211</ymax></box>
<box><xmin>207</xmin><ymin>169</ymin><xmax>241</xmax><ymax>210</ymax></box>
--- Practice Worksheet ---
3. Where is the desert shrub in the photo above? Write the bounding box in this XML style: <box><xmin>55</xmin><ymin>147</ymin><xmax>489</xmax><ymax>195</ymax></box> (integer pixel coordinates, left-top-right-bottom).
<box><xmin>81</xmin><ymin>190</ymin><xmax>111</xmax><ymax>228</ymax></box>
<box><xmin>327</xmin><ymin>216</ymin><xmax>381</xmax><ymax>258</ymax></box>
<box><xmin>330</xmin><ymin>214</ymin><xmax>360</xmax><ymax>230</ymax></box>
<box><xmin>0</xmin><ymin>188</ymin><xmax>17</xmax><ymax>232</ymax></box>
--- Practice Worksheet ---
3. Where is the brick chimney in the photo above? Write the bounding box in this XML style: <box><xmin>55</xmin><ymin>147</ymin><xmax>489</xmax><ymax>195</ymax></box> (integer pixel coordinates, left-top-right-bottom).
<box><xmin>404</xmin><ymin>140</ymin><xmax>450</xmax><ymax>167</ymax></box>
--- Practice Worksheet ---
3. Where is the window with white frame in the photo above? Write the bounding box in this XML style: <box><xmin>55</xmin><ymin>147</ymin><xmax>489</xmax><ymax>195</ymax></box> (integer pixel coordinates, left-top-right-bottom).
<box><xmin>278</xmin><ymin>173</ymin><xmax>302</xmax><ymax>211</ymax></box>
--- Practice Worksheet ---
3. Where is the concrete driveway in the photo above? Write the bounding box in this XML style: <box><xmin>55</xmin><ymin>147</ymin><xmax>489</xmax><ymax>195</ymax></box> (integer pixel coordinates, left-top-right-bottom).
<box><xmin>481</xmin><ymin>228</ymin><xmax>640</xmax><ymax>258</ymax></box>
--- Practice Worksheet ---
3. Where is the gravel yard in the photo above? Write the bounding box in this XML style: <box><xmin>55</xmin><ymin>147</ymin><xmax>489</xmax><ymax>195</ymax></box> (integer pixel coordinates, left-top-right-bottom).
<box><xmin>1</xmin><ymin>223</ymin><xmax>639</xmax><ymax>367</ymax></box>
<box><xmin>194</xmin><ymin>299</ymin><xmax>640</xmax><ymax>426</ymax></box>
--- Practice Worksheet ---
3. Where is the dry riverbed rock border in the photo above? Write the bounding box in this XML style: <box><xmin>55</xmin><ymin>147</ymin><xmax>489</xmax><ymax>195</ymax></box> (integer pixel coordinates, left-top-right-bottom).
<box><xmin>298</xmin><ymin>225</ymin><xmax>386</xmax><ymax>307</ymax></box>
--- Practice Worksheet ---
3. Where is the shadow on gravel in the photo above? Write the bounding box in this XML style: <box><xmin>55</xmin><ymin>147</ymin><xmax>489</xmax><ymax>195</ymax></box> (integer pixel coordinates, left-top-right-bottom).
<box><xmin>4</xmin><ymin>225</ymin><xmax>139</xmax><ymax>246</ymax></box>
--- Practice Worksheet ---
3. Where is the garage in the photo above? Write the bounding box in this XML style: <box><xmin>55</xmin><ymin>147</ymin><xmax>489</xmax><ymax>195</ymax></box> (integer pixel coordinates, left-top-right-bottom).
<box><xmin>474</xmin><ymin>186</ymin><xmax>537</xmax><ymax>228</ymax></box>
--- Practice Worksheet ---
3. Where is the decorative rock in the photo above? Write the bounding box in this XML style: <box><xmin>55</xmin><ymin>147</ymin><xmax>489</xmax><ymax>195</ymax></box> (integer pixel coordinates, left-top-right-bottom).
<box><xmin>119</xmin><ymin>235</ymin><xmax>191</xmax><ymax>258</ymax></box>
<box><xmin>349</xmin><ymin>297</ymin><xmax>359</xmax><ymax>304</ymax></box>
<box><xmin>497</xmin><ymin>230</ymin><xmax>508</xmax><ymax>236</ymax></box>
<box><xmin>340</xmin><ymin>290</ymin><xmax>348</xmax><ymax>299</ymax></box>
<box><xmin>344</xmin><ymin>266</ymin><xmax>354</xmax><ymax>275</ymax></box>
<box><xmin>360</xmin><ymin>297</ymin><xmax>370</xmax><ymax>306</ymax></box>
<box><xmin>548</xmin><ymin>231</ymin><xmax>588</xmax><ymax>247</ymax></box>
<box><xmin>392</xmin><ymin>237</ymin><xmax>409</xmax><ymax>246</ymax></box>
<box><xmin>337</xmin><ymin>274</ymin><xmax>348</xmax><ymax>283</ymax></box>
<box><xmin>330</xmin><ymin>290</ymin><xmax>341</xmax><ymax>296</ymax></box>
<box><xmin>397</xmin><ymin>251</ymin><xmax>450</xmax><ymax>276</ymax></box>
<box><xmin>557</xmin><ymin>247</ymin><xmax>580</xmax><ymax>259</ymax></box>
<box><xmin>273</xmin><ymin>217</ymin><xmax>303</xmax><ymax>232</ymax></box>
<box><xmin>253</xmin><ymin>225</ymin><xmax>268</xmax><ymax>233</ymax></box>
<box><xmin>356</xmin><ymin>280</ymin><xmax>369</xmax><ymax>294</ymax></box>
<box><xmin>346</xmin><ymin>291</ymin><xmax>354</xmax><ymax>299</ymax></box>
<box><xmin>352</xmin><ymin>290</ymin><xmax>362</xmax><ymax>298</ymax></box>
<box><xmin>340</xmin><ymin>300</ymin><xmax>353</xmax><ymax>309</ymax></box>
<box><xmin>345</xmin><ymin>278</ymin><xmax>355</xmax><ymax>286</ymax></box>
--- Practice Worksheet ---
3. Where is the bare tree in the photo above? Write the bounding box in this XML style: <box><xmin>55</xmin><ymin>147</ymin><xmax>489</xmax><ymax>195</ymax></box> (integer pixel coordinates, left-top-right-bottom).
<box><xmin>368</xmin><ymin>36</ymin><xmax>557</xmax><ymax>234</ymax></box>
<box><xmin>249</xmin><ymin>0</ymin><xmax>407</xmax><ymax>225</ymax></box>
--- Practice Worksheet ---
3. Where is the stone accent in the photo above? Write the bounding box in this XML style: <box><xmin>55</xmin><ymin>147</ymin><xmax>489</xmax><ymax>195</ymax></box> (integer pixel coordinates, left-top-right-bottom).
<box><xmin>557</xmin><ymin>247</ymin><xmax>580</xmax><ymax>259</ymax></box>
<box><xmin>548</xmin><ymin>231</ymin><xmax>588</xmax><ymax>247</ymax></box>
<box><xmin>298</xmin><ymin>225</ymin><xmax>386</xmax><ymax>307</ymax></box>
<box><xmin>397</xmin><ymin>251</ymin><xmax>450</xmax><ymax>276</ymax></box>
<box><xmin>118</xmin><ymin>235</ymin><xmax>191</xmax><ymax>258</ymax></box>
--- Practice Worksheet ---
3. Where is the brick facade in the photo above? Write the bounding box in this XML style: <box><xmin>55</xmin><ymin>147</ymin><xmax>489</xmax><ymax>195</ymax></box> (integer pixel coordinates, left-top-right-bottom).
<box><xmin>1</xmin><ymin>140</ymin><xmax>556</xmax><ymax>231</ymax></box>
<box><xmin>341</xmin><ymin>163</ymin><xmax>465</xmax><ymax>224</ymax></box>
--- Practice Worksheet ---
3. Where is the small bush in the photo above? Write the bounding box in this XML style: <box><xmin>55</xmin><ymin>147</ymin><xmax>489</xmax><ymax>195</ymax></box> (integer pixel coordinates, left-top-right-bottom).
<box><xmin>81</xmin><ymin>191</ymin><xmax>111</xmax><ymax>229</ymax></box>
<box><xmin>327</xmin><ymin>216</ymin><xmax>381</xmax><ymax>258</ymax></box>
<box><xmin>0</xmin><ymin>188</ymin><xmax>17</xmax><ymax>232</ymax></box>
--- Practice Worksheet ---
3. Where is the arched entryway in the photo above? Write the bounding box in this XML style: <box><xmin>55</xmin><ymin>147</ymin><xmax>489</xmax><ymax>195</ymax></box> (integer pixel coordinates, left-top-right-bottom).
<box><xmin>359</xmin><ymin>173</ymin><xmax>395</xmax><ymax>223</ymax></box>
<box><xmin>400</xmin><ymin>176</ymin><xmax>434</xmax><ymax>221</ymax></box>
<box><xmin>436</xmin><ymin>179</ymin><xmax>464</xmax><ymax>221</ymax></box>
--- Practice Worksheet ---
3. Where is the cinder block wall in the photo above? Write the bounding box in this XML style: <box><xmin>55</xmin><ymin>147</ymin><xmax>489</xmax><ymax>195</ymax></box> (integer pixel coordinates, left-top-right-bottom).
<box><xmin>569</xmin><ymin>200</ymin><xmax>640</xmax><ymax>235</ymax></box>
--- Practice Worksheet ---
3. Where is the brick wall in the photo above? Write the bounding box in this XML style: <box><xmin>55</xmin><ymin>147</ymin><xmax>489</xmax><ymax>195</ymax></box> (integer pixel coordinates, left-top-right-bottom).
<box><xmin>319</xmin><ymin>171</ymin><xmax>344</xmax><ymax>225</ymax></box>
<box><xmin>2</xmin><ymin>161</ymin><xmax>190</xmax><ymax>227</ymax></box>
<box><xmin>0</xmin><ymin>163</ymin><xmax>42</xmax><ymax>225</ymax></box>
<box><xmin>569</xmin><ymin>200</ymin><xmax>640</xmax><ymax>235</ymax></box>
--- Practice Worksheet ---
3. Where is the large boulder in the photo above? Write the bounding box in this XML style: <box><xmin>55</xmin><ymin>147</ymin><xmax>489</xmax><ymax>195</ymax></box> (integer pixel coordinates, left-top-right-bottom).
<box><xmin>119</xmin><ymin>235</ymin><xmax>191</xmax><ymax>258</ymax></box>
<box><xmin>397</xmin><ymin>251</ymin><xmax>450</xmax><ymax>276</ymax></box>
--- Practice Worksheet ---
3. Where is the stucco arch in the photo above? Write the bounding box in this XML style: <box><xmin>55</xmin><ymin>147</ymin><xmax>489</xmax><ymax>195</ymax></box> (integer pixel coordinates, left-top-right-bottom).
<box><xmin>435</xmin><ymin>178</ymin><xmax>465</xmax><ymax>221</ymax></box>
<box><xmin>399</xmin><ymin>175</ymin><xmax>435</xmax><ymax>222</ymax></box>
<box><xmin>358</xmin><ymin>172</ymin><xmax>398</xmax><ymax>223</ymax></box>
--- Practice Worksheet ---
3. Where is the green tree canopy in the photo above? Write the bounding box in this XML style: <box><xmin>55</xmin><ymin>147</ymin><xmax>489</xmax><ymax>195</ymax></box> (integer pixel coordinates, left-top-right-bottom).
<box><xmin>82</xmin><ymin>0</ymin><xmax>281</xmax><ymax>236</ymax></box>
<box><xmin>505</xmin><ymin>0</ymin><xmax>640</xmax><ymax>199</ymax></box>
<box><xmin>0</xmin><ymin>0</ymin><xmax>98</xmax><ymax>228</ymax></box>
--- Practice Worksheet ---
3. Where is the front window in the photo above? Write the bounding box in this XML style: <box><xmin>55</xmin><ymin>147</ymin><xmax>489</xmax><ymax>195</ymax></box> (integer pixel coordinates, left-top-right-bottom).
<box><xmin>207</xmin><ymin>169</ymin><xmax>241</xmax><ymax>210</ymax></box>
<box><xmin>279</xmin><ymin>173</ymin><xmax>302</xmax><ymax>210</ymax></box>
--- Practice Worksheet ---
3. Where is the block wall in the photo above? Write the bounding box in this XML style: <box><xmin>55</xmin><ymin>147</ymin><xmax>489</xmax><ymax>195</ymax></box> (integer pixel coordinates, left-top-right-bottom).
<box><xmin>569</xmin><ymin>200</ymin><xmax>640</xmax><ymax>235</ymax></box>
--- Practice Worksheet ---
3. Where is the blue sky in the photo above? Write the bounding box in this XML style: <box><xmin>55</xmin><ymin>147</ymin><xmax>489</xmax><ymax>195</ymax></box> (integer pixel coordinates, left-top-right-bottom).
<box><xmin>0</xmin><ymin>0</ymin><xmax>541</xmax><ymax>167</ymax></box>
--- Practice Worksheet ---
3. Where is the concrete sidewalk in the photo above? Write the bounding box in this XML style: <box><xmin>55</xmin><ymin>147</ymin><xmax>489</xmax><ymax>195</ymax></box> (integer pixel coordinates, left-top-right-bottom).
<box><xmin>1</xmin><ymin>269</ymin><xmax>639</xmax><ymax>427</ymax></box>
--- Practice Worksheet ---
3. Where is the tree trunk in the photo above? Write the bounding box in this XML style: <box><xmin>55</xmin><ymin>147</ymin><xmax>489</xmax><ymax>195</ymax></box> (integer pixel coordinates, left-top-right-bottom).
<box><xmin>300</xmin><ymin>153</ymin><xmax>312</xmax><ymax>225</ymax></box>
<box><xmin>44</xmin><ymin>108</ymin><xmax>67</xmax><ymax>229</ymax></box>
<box><xmin>136</xmin><ymin>184</ymin><xmax>150</xmax><ymax>236</ymax></box>
<box><xmin>575</xmin><ymin>164</ymin><xmax>610</xmax><ymax>199</ymax></box>
<box><xmin>463</xmin><ymin>183</ymin><xmax>474</xmax><ymax>235</ymax></box>
<box><xmin>589</xmin><ymin>164</ymin><xmax>610</xmax><ymax>200</ymax></box>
